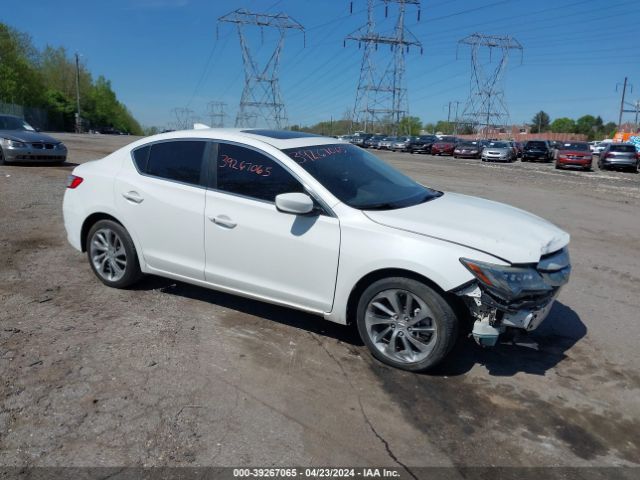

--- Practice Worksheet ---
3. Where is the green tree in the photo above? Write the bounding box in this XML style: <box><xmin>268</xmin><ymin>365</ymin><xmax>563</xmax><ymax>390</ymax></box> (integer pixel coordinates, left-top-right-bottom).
<box><xmin>530</xmin><ymin>111</ymin><xmax>550</xmax><ymax>133</ymax></box>
<box><xmin>550</xmin><ymin>117</ymin><xmax>576</xmax><ymax>133</ymax></box>
<box><xmin>434</xmin><ymin>121</ymin><xmax>454</xmax><ymax>134</ymax></box>
<box><xmin>398</xmin><ymin>116</ymin><xmax>422</xmax><ymax>135</ymax></box>
<box><xmin>574</xmin><ymin>115</ymin><xmax>599</xmax><ymax>139</ymax></box>
<box><xmin>0</xmin><ymin>23</ymin><xmax>44</xmax><ymax>105</ymax></box>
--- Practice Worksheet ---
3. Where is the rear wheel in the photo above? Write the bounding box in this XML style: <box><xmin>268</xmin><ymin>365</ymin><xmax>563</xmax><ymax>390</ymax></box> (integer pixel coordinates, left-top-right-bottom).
<box><xmin>86</xmin><ymin>220</ymin><xmax>142</xmax><ymax>288</ymax></box>
<box><xmin>356</xmin><ymin>277</ymin><xmax>458</xmax><ymax>372</ymax></box>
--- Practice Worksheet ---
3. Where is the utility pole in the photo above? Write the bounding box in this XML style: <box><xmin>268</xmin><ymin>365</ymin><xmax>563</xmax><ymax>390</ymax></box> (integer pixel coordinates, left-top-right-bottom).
<box><xmin>218</xmin><ymin>9</ymin><xmax>304</xmax><ymax>129</ymax></box>
<box><xmin>346</xmin><ymin>0</ymin><xmax>422</xmax><ymax>135</ymax></box>
<box><xmin>75</xmin><ymin>52</ymin><xmax>82</xmax><ymax>133</ymax></box>
<box><xmin>617</xmin><ymin>77</ymin><xmax>628</xmax><ymax>130</ymax></box>
<box><xmin>457</xmin><ymin>33</ymin><xmax>522</xmax><ymax>139</ymax></box>
<box><xmin>616</xmin><ymin>78</ymin><xmax>637</xmax><ymax>131</ymax></box>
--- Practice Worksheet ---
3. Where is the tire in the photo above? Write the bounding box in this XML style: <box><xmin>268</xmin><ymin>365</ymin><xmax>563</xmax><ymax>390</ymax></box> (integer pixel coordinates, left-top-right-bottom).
<box><xmin>356</xmin><ymin>277</ymin><xmax>458</xmax><ymax>372</ymax></box>
<box><xmin>86</xmin><ymin>219</ymin><xmax>143</xmax><ymax>288</ymax></box>
<box><xmin>0</xmin><ymin>148</ymin><xmax>7</xmax><ymax>165</ymax></box>
<box><xmin>555</xmin><ymin>163</ymin><xmax>560</xmax><ymax>169</ymax></box>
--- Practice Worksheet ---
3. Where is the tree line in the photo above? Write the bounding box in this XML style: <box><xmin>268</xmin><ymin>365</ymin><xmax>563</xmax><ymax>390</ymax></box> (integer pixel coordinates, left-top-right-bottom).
<box><xmin>530</xmin><ymin>111</ymin><xmax>617</xmax><ymax>140</ymax></box>
<box><xmin>0</xmin><ymin>23</ymin><xmax>142</xmax><ymax>134</ymax></box>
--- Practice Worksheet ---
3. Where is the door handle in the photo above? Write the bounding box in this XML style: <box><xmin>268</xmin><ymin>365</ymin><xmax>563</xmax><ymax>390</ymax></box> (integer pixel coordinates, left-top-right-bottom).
<box><xmin>122</xmin><ymin>191</ymin><xmax>144</xmax><ymax>204</ymax></box>
<box><xmin>209</xmin><ymin>215</ymin><xmax>237</xmax><ymax>229</ymax></box>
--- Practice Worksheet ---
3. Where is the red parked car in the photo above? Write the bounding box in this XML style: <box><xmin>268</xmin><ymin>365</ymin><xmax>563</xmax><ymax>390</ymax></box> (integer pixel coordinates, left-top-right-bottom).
<box><xmin>431</xmin><ymin>136</ymin><xmax>458</xmax><ymax>156</ymax></box>
<box><xmin>555</xmin><ymin>142</ymin><xmax>593</xmax><ymax>171</ymax></box>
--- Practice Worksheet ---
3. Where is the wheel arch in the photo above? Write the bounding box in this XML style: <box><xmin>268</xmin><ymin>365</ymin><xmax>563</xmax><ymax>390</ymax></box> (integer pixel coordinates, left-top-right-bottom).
<box><xmin>80</xmin><ymin>212</ymin><xmax>122</xmax><ymax>252</ymax></box>
<box><xmin>80</xmin><ymin>212</ymin><xmax>147</xmax><ymax>271</ymax></box>
<box><xmin>345</xmin><ymin>268</ymin><xmax>468</xmax><ymax>327</ymax></box>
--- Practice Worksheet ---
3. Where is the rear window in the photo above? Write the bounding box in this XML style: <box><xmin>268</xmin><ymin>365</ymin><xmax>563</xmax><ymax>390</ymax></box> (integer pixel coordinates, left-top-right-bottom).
<box><xmin>610</xmin><ymin>144</ymin><xmax>637</xmax><ymax>153</ymax></box>
<box><xmin>145</xmin><ymin>140</ymin><xmax>206</xmax><ymax>186</ymax></box>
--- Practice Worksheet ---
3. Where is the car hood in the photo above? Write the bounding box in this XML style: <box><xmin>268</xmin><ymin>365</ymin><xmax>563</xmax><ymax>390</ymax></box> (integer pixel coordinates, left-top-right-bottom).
<box><xmin>485</xmin><ymin>147</ymin><xmax>510</xmax><ymax>153</ymax></box>
<box><xmin>363</xmin><ymin>192</ymin><xmax>569</xmax><ymax>264</ymax></box>
<box><xmin>0</xmin><ymin>130</ymin><xmax>61</xmax><ymax>144</ymax></box>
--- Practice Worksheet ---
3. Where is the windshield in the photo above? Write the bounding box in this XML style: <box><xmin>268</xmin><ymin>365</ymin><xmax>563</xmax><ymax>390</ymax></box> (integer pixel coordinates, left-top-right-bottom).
<box><xmin>438</xmin><ymin>137</ymin><xmax>456</xmax><ymax>143</ymax></box>
<box><xmin>526</xmin><ymin>141</ymin><xmax>547</xmax><ymax>148</ymax></box>
<box><xmin>0</xmin><ymin>115</ymin><xmax>35</xmax><ymax>131</ymax></box>
<box><xmin>488</xmin><ymin>142</ymin><xmax>509</xmax><ymax>148</ymax></box>
<box><xmin>559</xmin><ymin>143</ymin><xmax>589</xmax><ymax>151</ymax></box>
<box><xmin>459</xmin><ymin>143</ymin><xmax>478</xmax><ymax>148</ymax></box>
<box><xmin>283</xmin><ymin>143</ymin><xmax>441</xmax><ymax>210</ymax></box>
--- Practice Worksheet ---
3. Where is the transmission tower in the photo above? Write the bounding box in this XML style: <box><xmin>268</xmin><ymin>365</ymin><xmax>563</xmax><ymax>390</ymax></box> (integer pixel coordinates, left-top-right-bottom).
<box><xmin>170</xmin><ymin>107</ymin><xmax>195</xmax><ymax>130</ymax></box>
<box><xmin>207</xmin><ymin>101</ymin><xmax>228</xmax><ymax>128</ymax></box>
<box><xmin>345</xmin><ymin>0</ymin><xmax>422</xmax><ymax>134</ymax></box>
<box><xmin>457</xmin><ymin>33</ymin><xmax>522</xmax><ymax>138</ymax></box>
<box><xmin>218</xmin><ymin>9</ymin><xmax>304</xmax><ymax>129</ymax></box>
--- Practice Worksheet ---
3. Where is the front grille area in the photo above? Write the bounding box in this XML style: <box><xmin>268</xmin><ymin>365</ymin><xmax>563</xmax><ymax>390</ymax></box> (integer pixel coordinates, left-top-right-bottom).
<box><xmin>16</xmin><ymin>155</ymin><xmax>65</xmax><ymax>161</ymax></box>
<box><xmin>30</xmin><ymin>143</ymin><xmax>55</xmax><ymax>150</ymax></box>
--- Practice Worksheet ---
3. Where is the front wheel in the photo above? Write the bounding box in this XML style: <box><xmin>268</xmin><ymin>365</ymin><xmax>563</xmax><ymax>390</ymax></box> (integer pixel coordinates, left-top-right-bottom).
<box><xmin>356</xmin><ymin>277</ymin><xmax>458</xmax><ymax>372</ymax></box>
<box><xmin>87</xmin><ymin>219</ymin><xmax>142</xmax><ymax>288</ymax></box>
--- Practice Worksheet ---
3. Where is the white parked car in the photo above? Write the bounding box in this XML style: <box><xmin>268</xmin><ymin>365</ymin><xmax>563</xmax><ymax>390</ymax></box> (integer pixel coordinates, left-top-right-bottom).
<box><xmin>63</xmin><ymin>129</ymin><xmax>571</xmax><ymax>371</ymax></box>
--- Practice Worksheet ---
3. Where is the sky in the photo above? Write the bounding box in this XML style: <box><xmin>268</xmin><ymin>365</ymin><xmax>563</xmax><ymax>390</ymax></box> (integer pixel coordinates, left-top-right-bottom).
<box><xmin>4</xmin><ymin>0</ymin><xmax>639</xmax><ymax>129</ymax></box>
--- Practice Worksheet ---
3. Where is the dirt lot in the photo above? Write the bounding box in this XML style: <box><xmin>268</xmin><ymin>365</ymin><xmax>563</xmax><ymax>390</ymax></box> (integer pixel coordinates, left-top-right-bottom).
<box><xmin>1</xmin><ymin>134</ymin><xmax>639</xmax><ymax>473</ymax></box>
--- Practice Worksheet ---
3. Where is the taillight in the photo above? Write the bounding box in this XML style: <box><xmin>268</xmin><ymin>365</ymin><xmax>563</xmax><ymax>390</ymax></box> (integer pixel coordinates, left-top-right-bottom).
<box><xmin>66</xmin><ymin>175</ymin><xmax>83</xmax><ymax>189</ymax></box>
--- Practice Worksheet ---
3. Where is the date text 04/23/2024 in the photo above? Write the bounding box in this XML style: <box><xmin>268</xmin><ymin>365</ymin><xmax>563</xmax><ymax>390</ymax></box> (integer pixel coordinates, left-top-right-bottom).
<box><xmin>232</xmin><ymin>468</ymin><xmax>401</xmax><ymax>478</ymax></box>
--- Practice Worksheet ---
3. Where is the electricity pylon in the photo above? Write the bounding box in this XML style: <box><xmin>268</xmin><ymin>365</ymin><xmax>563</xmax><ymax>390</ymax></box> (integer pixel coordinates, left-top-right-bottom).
<box><xmin>170</xmin><ymin>107</ymin><xmax>195</xmax><ymax>130</ymax></box>
<box><xmin>457</xmin><ymin>33</ymin><xmax>523</xmax><ymax>138</ymax></box>
<box><xmin>345</xmin><ymin>0</ymin><xmax>422</xmax><ymax>134</ymax></box>
<box><xmin>218</xmin><ymin>9</ymin><xmax>304</xmax><ymax>129</ymax></box>
<box><xmin>207</xmin><ymin>101</ymin><xmax>227</xmax><ymax>128</ymax></box>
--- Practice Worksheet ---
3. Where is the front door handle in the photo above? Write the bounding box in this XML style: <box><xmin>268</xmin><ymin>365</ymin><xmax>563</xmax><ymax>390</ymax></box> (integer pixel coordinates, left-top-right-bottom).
<box><xmin>122</xmin><ymin>191</ymin><xmax>144</xmax><ymax>204</ymax></box>
<box><xmin>209</xmin><ymin>215</ymin><xmax>237</xmax><ymax>229</ymax></box>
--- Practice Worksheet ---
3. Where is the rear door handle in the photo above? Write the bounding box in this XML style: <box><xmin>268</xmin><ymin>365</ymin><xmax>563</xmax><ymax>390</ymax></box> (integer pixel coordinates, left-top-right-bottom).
<box><xmin>122</xmin><ymin>191</ymin><xmax>144</xmax><ymax>204</ymax></box>
<box><xmin>209</xmin><ymin>215</ymin><xmax>237</xmax><ymax>229</ymax></box>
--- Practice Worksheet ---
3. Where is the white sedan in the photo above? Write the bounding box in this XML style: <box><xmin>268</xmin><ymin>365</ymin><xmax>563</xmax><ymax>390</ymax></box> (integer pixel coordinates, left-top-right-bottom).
<box><xmin>63</xmin><ymin>128</ymin><xmax>571</xmax><ymax>371</ymax></box>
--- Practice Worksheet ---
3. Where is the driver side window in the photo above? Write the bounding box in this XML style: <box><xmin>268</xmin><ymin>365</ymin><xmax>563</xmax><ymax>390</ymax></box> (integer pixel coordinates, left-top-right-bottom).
<box><xmin>216</xmin><ymin>143</ymin><xmax>305</xmax><ymax>202</ymax></box>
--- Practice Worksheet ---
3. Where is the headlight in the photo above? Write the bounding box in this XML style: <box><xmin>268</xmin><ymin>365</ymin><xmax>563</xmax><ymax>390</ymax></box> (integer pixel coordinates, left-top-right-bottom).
<box><xmin>460</xmin><ymin>258</ymin><xmax>553</xmax><ymax>299</ymax></box>
<box><xmin>55</xmin><ymin>143</ymin><xmax>66</xmax><ymax>150</ymax></box>
<box><xmin>0</xmin><ymin>138</ymin><xmax>27</xmax><ymax>148</ymax></box>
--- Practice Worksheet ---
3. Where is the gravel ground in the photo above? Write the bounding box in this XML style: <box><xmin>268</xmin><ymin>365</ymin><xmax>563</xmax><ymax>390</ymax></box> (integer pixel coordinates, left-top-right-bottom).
<box><xmin>0</xmin><ymin>134</ymin><xmax>639</xmax><ymax>473</ymax></box>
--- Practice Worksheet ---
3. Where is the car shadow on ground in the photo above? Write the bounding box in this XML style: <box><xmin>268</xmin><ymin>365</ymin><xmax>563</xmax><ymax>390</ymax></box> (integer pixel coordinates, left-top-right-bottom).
<box><xmin>132</xmin><ymin>275</ymin><xmax>363</xmax><ymax>345</ymax></box>
<box><xmin>428</xmin><ymin>301</ymin><xmax>586</xmax><ymax>377</ymax></box>
<box><xmin>3</xmin><ymin>161</ymin><xmax>79</xmax><ymax>168</ymax></box>
<box><xmin>133</xmin><ymin>276</ymin><xmax>585</xmax><ymax>377</ymax></box>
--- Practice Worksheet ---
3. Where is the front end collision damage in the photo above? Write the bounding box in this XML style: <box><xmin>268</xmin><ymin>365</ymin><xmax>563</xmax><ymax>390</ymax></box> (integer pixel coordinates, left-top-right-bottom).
<box><xmin>453</xmin><ymin>248</ymin><xmax>571</xmax><ymax>347</ymax></box>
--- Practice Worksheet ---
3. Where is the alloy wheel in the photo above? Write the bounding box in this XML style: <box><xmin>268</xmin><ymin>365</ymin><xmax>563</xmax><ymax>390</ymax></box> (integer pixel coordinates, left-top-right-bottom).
<box><xmin>364</xmin><ymin>288</ymin><xmax>438</xmax><ymax>364</ymax></box>
<box><xmin>89</xmin><ymin>228</ymin><xmax>127</xmax><ymax>282</ymax></box>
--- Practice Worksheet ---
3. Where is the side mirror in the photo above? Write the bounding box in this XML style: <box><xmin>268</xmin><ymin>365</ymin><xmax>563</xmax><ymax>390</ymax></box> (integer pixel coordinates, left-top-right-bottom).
<box><xmin>275</xmin><ymin>192</ymin><xmax>315</xmax><ymax>215</ymax></box>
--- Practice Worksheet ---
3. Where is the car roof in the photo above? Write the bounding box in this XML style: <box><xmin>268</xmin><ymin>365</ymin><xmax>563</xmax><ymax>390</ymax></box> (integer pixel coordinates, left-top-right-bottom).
<box><xmin>129</xmin><ymin>128</ymin><xmax>342</xmax><ymax>150</ymax></box>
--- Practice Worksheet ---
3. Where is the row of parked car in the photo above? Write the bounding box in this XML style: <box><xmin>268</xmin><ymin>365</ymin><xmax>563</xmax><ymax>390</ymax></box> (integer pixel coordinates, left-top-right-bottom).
<box><xmin>340</xmin><ymin>134</ymin><xmax>640</xmax><ymax>173</ymax></box>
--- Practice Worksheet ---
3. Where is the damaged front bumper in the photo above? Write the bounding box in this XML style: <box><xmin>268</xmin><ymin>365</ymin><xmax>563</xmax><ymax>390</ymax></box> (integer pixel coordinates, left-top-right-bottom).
<box><xmin>454</xmin><ymin>248</ymin><xmax>571</xmax><ymax>346</ymax></box>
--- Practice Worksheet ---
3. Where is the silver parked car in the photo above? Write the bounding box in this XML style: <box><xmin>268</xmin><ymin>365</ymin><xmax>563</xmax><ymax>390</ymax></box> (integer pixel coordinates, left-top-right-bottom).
<box><xmin>481</xmin><ymin>141</ymin><xmax>516</xmax><ymax>162</ymax></box>
<box><xmin>598</xmin><ymin>143</ymin><xmax>639</xmax><ymax>172</ymax></box>
<box><xmin>391</xmin><ymin>136</ymin><xmax>414</xmax><ymax>152</ymax></box>
<box><xmin>0</xmin><ymin>115</ymin><xmax>67</xmax><ymax>164</ymax></box>
<box><xmin>377</xmin><ymin>136</ymin><xmax>398</xmax><ymax>150</ymax></box>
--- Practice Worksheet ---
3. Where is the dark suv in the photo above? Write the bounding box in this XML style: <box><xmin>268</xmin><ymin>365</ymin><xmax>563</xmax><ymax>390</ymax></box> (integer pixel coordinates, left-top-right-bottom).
<box><xmin>522</xmin><ymin>140</ymin><xmax>553</xmax><ymax>162</ymax></box>
<box><xmin>407</xmin><ymin>135</ymin><xmax>437</xmax><ymax>154</ymax></box>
